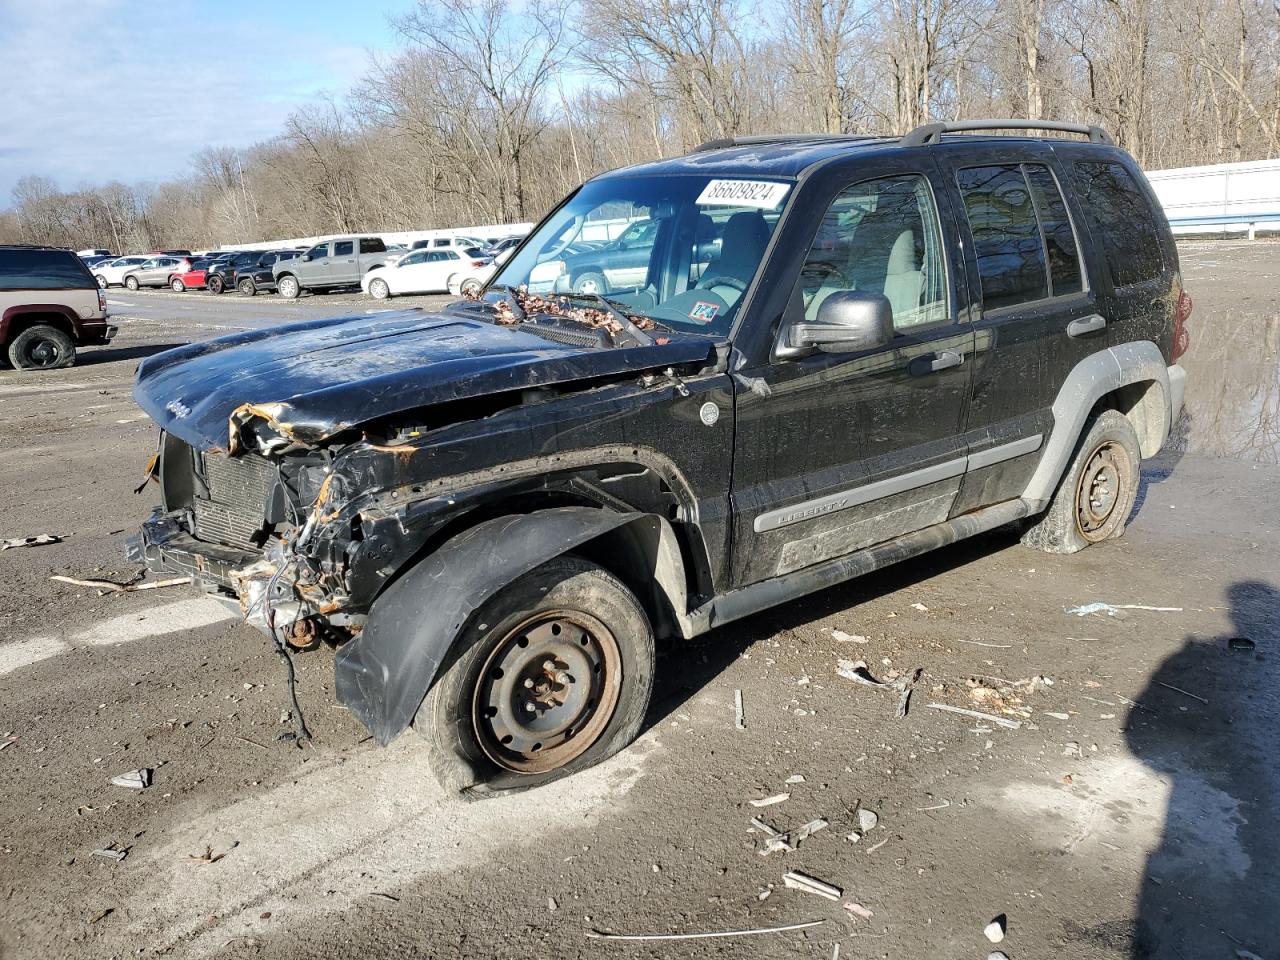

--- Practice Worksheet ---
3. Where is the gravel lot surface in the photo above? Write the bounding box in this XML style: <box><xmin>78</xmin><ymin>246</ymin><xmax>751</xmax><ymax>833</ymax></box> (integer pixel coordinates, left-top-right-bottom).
<box><xmin>1</xmin><ymin>246</ymin><xmax>1277</xmax><ymax>959</ymax></box>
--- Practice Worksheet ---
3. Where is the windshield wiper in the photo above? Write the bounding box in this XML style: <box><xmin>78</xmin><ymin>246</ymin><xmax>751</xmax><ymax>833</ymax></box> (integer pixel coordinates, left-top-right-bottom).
<box><xmin>565</xmin><ymin>292</ymin><xmax>654</xmax><ymax>347</ymax></box>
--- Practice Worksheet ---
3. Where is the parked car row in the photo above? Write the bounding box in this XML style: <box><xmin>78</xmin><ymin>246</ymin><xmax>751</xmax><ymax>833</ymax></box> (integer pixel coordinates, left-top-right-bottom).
<box><xmin>82</xmin><ymin>232</ymin><xmax>525</xmax><ymax>300</ymax></box>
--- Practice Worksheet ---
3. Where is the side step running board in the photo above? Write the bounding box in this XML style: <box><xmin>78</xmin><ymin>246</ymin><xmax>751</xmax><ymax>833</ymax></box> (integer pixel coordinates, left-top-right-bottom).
<box><xmin>681</xmin><ymin>499</ymin><xmax>1031</xmax><ymax>637</ymax></box>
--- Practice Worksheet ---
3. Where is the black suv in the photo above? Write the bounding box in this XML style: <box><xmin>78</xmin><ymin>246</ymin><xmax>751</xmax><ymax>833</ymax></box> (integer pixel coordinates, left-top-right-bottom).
<box><xmin>130</xmin><ymin>119</ymin><xmax>1189</xmax><ymax>794</ymax></box>
<box><xmin>208</xmin><ymin>249</ymin><xmax>300</xmax><ymax>296</ymax></box>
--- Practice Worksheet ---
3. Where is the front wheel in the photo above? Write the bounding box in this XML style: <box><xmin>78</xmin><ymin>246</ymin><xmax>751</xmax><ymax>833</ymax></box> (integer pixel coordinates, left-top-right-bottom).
<box><xmin>573</xmin><ymin>271</ymin><xmax>608</xmax><ymax>295</ymax></box>
<box><xmin>237</xmin><ymin>278</ymin><xmax>256</xmax><ymax>297</ymax></box>
<box><xmin>460</xmin><ymin>277</ymin><xmax>484</xmax><ymax>297</ymax></box>
<box><xmin>1022</xmin><ymin>408</ymin><xmax>1141</xmax><ymax>554</ymax></box>
<box><xmin>415</xmin><ymin>555</ymin><xmax>654</xmax><ymax>794</ymax></box>
<box><xmin>95</xmin><ymin>275</ymin><xmax>107</xmax><ymax>289</ymax></box>
<box><xmin>124</xmin><ymin>275</ymin><xmax>139</xmax><ymax>291</ymax></box>
<box><xmin>170</xmin><ymin>277</ymin><xmax>185</xmax><ymax>292</ymax></box>
<box><xmin>277</xmin><ymin>275</ymin><xmax>300</xmax><ymax>299</ymax></box>
<box><xmin>207</xmin><ymin>275</ymin><xmax>224</xmax><ymax>295</ymax></box>
<box><xmin>368</xmin><ymin>278</ymin><xmax>390</xmax><ymax>300</ymax></box>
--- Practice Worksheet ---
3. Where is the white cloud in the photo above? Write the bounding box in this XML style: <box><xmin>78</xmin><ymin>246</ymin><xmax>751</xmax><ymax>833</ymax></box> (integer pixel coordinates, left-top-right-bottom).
<box><xmin>0</xmin><ymin>0</ymin><xmax>378</xmax><ymax>199</ymax></box>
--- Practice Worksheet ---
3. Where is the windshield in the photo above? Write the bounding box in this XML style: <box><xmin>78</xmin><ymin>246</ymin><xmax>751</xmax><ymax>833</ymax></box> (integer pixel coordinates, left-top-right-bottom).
<box><xmin>489</xmin><ymin>173</ymin><xmax>791</xmax><ymax>336</ymax></box>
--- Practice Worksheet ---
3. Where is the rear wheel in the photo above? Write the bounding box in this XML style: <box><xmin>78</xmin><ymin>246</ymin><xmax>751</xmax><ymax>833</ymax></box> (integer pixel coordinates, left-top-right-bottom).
<box><xmin>95</xmin><ymin>275</ymin><xmax>107</xmax><ymax>289</ymax></box>
<box><xmin>170</xmin><ymin>277</ymin><xmax>185</xmax><ymax>292</ymax></box>
<box><xmin>415</xmin><ymin>555</ymin><xmax>654</xmax><ymax>794</ymax></box>
<box><xmin>460</xmin><ymin>277</ymin><xmax>484</xmax><ymax>297</ymax></box>
<box><xmin>1022</xmin><ymin>408</ymin><xmax>1141</xmax><ymax>554</ymax></box>
<box><xmin>237</xmin><ymin>278</ymin><xmax>256</xmax><ymax>297</ymax></box>
<box><xmin>124</xmin><ymin>275</ymin><xmax>139</xmax><ymax>291</ymax></box>
<box><xmin>277</xmin><ymin>275</ymin><xmax>300</xmax><ymax>299</ymax></box>
<box><xmin>8</xmin><ymin>324</ymin><xmax>76</xmax><ymax>370</ymax></box>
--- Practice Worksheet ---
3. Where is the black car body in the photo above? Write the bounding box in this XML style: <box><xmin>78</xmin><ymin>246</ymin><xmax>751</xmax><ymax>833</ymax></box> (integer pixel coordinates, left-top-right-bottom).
<box><xmin>131</xmin><ymin>119</ymin><xmax>1189</xmax><ymax>793</ymax></box>
<box><xmin>209</xmin><ymin>250</ymin><xmax>299</xmax><ymax>295</ymax></box>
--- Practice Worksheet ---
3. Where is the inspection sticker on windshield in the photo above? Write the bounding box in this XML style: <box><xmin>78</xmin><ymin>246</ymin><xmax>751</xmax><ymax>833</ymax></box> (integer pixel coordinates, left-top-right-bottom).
<box><xmin>696</xmin><ymin>179</ymin><xmax>791</xmax><ymax>210</ymax></box>
<box><xmin>689</xmin><ymin>301</ymin><xmax>720</xmax><ymax>323</ymax></box>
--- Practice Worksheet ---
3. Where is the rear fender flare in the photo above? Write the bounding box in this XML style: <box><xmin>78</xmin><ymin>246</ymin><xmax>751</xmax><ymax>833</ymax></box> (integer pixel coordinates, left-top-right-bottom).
<box><xmin>1023</xmin><ymin>340</ymin><xmax>1170</xmax><ymax>507</ymax></box>
<box><xmin>334</xmin><ymin>506</ymin><xmax>685</xmax><ymax>745</ymax></box>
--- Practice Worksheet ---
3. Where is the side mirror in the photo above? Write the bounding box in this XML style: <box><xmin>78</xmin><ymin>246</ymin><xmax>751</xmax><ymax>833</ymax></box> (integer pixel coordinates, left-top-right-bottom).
<box><xmin>301</xmin><ymin>254</ymin><xmax>312</xmax><ymax>262</ymax></box>
<box><xmin>790</xmin><ymin>290</ymin><xmax>894</xmax><ymax>354</ymax></box>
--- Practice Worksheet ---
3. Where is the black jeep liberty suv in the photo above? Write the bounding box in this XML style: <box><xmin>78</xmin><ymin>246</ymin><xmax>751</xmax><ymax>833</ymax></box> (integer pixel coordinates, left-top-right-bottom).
<box><xmin>131</xmin><ymin>119</ymin><xmax>1190</xmax><ymax>794</ymax></box>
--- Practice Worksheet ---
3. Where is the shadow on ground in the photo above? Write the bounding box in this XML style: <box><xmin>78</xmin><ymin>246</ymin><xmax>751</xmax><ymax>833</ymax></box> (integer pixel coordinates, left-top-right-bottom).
<box><xmin>78</xmin><ymin>342</ymin><xmax>187</xmax><ymax>366</ymax></box>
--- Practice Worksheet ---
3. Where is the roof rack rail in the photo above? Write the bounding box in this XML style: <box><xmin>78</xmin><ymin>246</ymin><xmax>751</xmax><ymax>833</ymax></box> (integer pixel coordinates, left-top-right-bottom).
<box><xmin>901</xmin><ymin>119</ymin><xmax>1114</xmax><ymax>147</ymax></box>
<box><xmin>693</xmin><ymin>133</ymin><xmax>879</xmax><ymax>152</ymax></box>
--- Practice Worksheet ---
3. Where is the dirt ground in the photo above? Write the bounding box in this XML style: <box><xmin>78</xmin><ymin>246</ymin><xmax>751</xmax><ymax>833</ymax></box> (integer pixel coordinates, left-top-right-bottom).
<box><xmin>1</xmin><ymin>246</ymin><xmax>1277</xmax><ymax>960</ymax></box>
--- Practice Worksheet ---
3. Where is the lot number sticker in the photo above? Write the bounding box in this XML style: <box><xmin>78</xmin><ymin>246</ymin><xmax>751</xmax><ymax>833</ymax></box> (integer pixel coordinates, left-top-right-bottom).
<box><xmin>696</xmin><ymin>179</ymin><xmax>791</xmax><ymax>210</ymax></box>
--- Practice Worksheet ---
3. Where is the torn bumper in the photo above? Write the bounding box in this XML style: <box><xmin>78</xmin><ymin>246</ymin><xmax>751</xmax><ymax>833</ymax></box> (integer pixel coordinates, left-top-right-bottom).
<box><xmin>127</xmin><ymin>508</ymin><xmax>258</xmax><ymax>593</ymax></box>
<box><xmin>1167</xmin><ymin>362</ymin><xmax>1186</xmax><ymax>427</ymax></box>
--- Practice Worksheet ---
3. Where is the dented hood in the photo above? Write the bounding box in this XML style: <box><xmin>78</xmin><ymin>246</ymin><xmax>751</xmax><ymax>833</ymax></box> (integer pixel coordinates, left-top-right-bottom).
<box><xmin>133</xmin><ymin>308</ymin><xmax>715</xmax><ymax>451</ymax></box>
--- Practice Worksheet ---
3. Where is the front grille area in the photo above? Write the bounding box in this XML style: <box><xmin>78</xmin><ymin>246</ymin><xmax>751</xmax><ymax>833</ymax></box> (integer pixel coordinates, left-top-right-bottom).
<box><xmin>192</xmin><ymin>451</ymin><xmax>276</xmax><ymax>550</ymax></box>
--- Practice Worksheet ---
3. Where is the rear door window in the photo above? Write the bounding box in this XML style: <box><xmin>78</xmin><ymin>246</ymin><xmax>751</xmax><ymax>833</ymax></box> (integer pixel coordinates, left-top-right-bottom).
<box><xmin>359</xmin><ymin>238</ymin><xmax>385</xmax><ymax>253</ymax></box>
<box><xmin>0</xmin><ymin>249</ymin><xmax>95</xmax><ymax>290</ymax></box>
<box><xmin>334</xmin><ymin>241</ymin><xmax>354</xmax><ymax>256</ymax></box>
<box><xmin>957</xmin><ymin>162</ymin><xmax>1087</xmax><ymax>309</ymax></box>
<box><xmin>1073</xmin><ymin>161</ymin><xmax>1164</xmax><ymax>287</ymax></box>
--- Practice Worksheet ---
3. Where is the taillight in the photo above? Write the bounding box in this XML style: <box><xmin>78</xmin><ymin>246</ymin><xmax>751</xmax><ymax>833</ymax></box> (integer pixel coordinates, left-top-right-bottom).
<box><xmin>1173</xmin><ymin>288</ymin><xmax>1192</xmax><ymax>361</ymax></box>
<box><xmin>471</xmin><ymin>260</ymin><xmax>485</xmax><ymax>268</ymax></box>
<box><xmin>98</xmin><ymin>288</ymin><xmax>106</xmax><ymax>312</ymax></box>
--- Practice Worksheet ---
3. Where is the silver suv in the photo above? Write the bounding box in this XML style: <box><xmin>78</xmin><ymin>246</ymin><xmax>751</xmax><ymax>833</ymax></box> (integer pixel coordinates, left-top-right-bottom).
<box><xmin>272</xmin><ymin>237</ymin><xmax>388</xmax><ymax>298</ymax></box>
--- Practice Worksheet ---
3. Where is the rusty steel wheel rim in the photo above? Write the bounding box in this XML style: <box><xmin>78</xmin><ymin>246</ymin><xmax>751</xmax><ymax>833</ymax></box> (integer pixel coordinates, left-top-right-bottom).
<box><xmin>1075</xmin><ymin>439</ymin><xmax>1131</xmax><ymax>542</ymax></box>
<box><xmin>472</xmin><ymin>611</ymin><xmax>622</xmax><ymax>774</ymax></box>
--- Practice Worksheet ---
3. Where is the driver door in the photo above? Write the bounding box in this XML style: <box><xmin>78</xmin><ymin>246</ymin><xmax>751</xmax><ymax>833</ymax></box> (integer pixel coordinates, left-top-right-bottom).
<box><xmin>729</xmin><ymin>164</ymin><xmax>975</xmax><ymax>587</ymax></box>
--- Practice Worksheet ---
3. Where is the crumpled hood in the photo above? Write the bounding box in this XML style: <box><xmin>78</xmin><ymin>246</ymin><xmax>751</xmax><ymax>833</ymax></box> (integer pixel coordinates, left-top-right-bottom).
<box><xmin>133</xmin><ymin>307</ymin><xmax>714</xmax><ymax>451</ymax></box>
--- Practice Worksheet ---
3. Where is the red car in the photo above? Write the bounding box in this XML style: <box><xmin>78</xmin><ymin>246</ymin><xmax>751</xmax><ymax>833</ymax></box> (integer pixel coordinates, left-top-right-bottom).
<box><xmin>169</xmin><ymin>257</ymin><xmax>225</xmax><ymax>292</ymax></box>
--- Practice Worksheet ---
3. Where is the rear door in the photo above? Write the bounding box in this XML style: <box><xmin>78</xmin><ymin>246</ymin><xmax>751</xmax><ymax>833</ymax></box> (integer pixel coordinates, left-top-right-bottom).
<box><xmin>730</xmin><ymin>162</ymin><xmax>974</xmax><ymax>587</ymax></box>
<box><xmin>328</xmin><ymin>239</ymin><xmax>358</xmax><ymax>285</ymax></box>
<box><xmin>934</xmin><ymin>145</ymin><xmax>1103</xmax><ymax>513</ymax></box>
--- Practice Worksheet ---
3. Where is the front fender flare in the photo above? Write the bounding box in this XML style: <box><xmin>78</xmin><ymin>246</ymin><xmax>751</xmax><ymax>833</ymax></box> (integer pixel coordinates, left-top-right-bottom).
<box><xmin>334</xmin><ymin>506</ymin><xmax>653</xmax><ymax>745</ymax></box>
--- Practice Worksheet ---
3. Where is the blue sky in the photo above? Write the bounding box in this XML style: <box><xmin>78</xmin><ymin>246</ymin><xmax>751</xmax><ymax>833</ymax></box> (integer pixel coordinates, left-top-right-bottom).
<box><xmin>0</xmin><ymin>0</ymin><xmax>413</xmax><ymax>200</ymax></box>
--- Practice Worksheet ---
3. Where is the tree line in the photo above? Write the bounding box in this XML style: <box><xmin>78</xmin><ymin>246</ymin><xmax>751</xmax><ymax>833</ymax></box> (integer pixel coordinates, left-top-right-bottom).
<box><xmin>4</xmin><ymin>0</ymin><xmax>1278</xmax><ymax>251</ymax></box>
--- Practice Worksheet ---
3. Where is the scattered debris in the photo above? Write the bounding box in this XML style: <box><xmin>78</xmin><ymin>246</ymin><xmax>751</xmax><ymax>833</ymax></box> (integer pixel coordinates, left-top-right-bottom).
<box><xmin>837</xmin><ymin>660</ymin><xmax>921</xmax><ymax>717</ymax></box>
<box><xmin>749</xmin><ymin>793</ymin><xmax>790</xmax><ymax>808</ymax></box>
<box><xmin>857</xmin><ymin>808</ymin><xmax>879</xmax><ymax>832</ymax></box>
<box><xmin>1063</xmin><ymin>742</ymin><xmax>1082</xmax><ymax>757</ymax></box>
<box><xmin>865</xmin><ymin>838</ymin><xmax>890</xmax><ymax>854</ymax></box>
<box><xmin>910</xmin><ymin>602</ymin><xmax>929</xmax><ymax>612</ymax></box>
<box><xmin>92</xmin><ymin>847</ymin><xmax>127</xmax><ymax>862</ymax></box>
<box><xmin>1228</xmin><ymin>637</ymin><xmax>1256</xmax><ymax>653</ymax></box>
<box><xmin>51</xmin><ymin>574</ymin><xmax>191</xmax><ymax>595</ymax></box>
<box><xmin>916</xmin><ymin>800</ymin><xmax>952</xmax><ymax>811</ymax></box>
<box><xmin>752</xmin><ymin>816</ymin><xmax>827</xmax><ymax>855</ymax></box>
<box><xmin>1235</xmin><ymin>950</ymin><xmax>1264</xmax><ymax>960</ymax></box>
<box><xmin>757</xmin><ymin>887</ymin><xmax>773</xmax><ymax>901</ymax></box>
<box><xmin>785</xmin><ymin>774</ymin><xmax>806</xmax><ymax>784</ymax></box>
<box><xmin>370</xmin><ymin>892</ymin><xmax>400</xmax><ymax>903</ymax></box>
<box><xmin>988</xmin><ymin>953</ymin><xmax>1010</xmax><ymax>960</ymax></box>
<box><xmin>0</xmin><ymin>736</ymin><xmax>17</xmax><ymax>752</ymax></box>
<box><xmin>89</xmin><ymin>907</ymin><xmax>114</xmax><ymax>924</ymax></box>
<box><xmin>548</xmin><ymin>897</ymin><xmax>558</xmax><ymax>912</ymax></box>
<box><xmin>1061</xmin><ymin>774</ymin><xmax>1074</xmax><ymax>785</ymax></box>
<box><xmin>843</xmin><ymin>901</ymin><xmax>874</xmax><ymax>920</ymax></box>
<box><xmin>1065</xmin><ymin>601</ymin><xmax>1182</xmax><ymax>617</ymax></box>
<box><xmin>985</xmin><ymin>915</ymin><xmax>1007</xmax><ymax>942</ymax></box>
<box><xmin>110</xmin><ymin>768</ymin><xmax>151</xmax><ymax>790</ymax></box>
<box><xmin>783</xmin><ymin>871</ymin><xmax>843</xmax><ymax>901</ymax></box>
<box><xmin>734</xmin><ymin>689</ymin><xmax>746</xmax><ymax>730</ymax></box>
<box><xmin>927</xmin><ymin>703</ymin><xmax>1023</xmax><ymax>729</ymax></box>
<box><xmin>1155</xmin><ymin>680</ymin><xmax>1209</xmax><ymax>704</ymax></box>
<box><xmin>832</xmin><ymin>943</ymin><xmax>841</xmax><ymax>960</ymax></box>
<box><xmin>832</xmin><ymin>629</ymin><xmax>868</xmax><ymax>643</ymax></box>
<box><xmin>1</xmin><ymin>534</ymin><xmax>61</xmax><ymax>550</ymax></box>
<box><xmin>585</xmin><ymin>919</ymin><xmax>827</xmax><ymax>941</ymax></box>
<box><xmin>954</xmin><ymin>638</ymin><xmax>1013</xmax><ymax>648</ymax></box>
<box><xmin>185</xmin><ymin>845</ymin><xmax>226</xmax><ymax>865</ymax></box>
<box><xmin>1044</xmin><ymin>712</ymin><xmax>1071</xmax><ymax>720</ymax></box>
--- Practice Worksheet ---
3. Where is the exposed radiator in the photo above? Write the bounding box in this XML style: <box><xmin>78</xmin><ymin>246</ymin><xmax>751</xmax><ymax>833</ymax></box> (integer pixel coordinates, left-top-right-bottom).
<box><xmin>192</xmin><ymin>451</ymin><xmax>276</xmax><ymax>550</ymax></box>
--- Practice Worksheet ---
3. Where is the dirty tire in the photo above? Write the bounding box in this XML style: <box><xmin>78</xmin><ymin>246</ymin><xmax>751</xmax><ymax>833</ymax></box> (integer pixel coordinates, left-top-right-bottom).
<box><xmin>124</xmin><ymin>275</ymin><xmax>139</xmax><ymax>291</ymax></box>
<box><xmin>8</xmin><ymin>324</ymin><xmax>76</xmax><ymax>370</ymax></box>
<box><xmin>170</xmin><ymin>277</ymin><xmax>185</xmax><ymax>292</ymax></box>
<box><xmin>237</xmin><ymin>277</ymin><xmax>256</xmax><ymax>297</ymax></box>
<box><xmin>572</xmin><ymin>271</ymin><xmax>608</xmax><ymax>295</ymax></box>
<box><xmin>1022</xmin><ymin>408</ymin><xmax>1141</xmax><ymax>555</ymax></box>
<box><xmin>415</xmin><ymin>555</ymin><xmax>654</xmax><ymax>796</ymax></box>
<box><xmin>277</xmin><ymin>275</ymin><xmax>300</xmax><ymax>299</ymax></box>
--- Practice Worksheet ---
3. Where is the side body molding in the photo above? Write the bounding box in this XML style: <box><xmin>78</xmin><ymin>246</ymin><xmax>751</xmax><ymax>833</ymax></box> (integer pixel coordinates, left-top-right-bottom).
<box><xmin>334</xmin><ymin>506</ymin><xmax>687</xmax><ymax>745</ymax></box>
<box><xmin>1022</xmin><ymin>340</ymin><xmax>1171</xmax><ymax>508</ymax></box>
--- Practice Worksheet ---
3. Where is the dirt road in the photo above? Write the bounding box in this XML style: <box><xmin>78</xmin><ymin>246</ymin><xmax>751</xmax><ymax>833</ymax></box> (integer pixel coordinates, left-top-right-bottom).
<box><xmin>1</xmin><ymin>249</ymin><xmax>1277</xmax><ymax>959</ymax></box>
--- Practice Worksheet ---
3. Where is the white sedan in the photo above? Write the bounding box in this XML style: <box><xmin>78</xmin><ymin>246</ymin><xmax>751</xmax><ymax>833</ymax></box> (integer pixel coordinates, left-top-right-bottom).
<box><xmin>92</xmin><ymin>255</ymin><xmax>153</xmax><ymax>288</ymax></box>
<box><xmin>361</xmin><ymin>248</ymin><xmax>493</xmax><ymax>299</ymax></box>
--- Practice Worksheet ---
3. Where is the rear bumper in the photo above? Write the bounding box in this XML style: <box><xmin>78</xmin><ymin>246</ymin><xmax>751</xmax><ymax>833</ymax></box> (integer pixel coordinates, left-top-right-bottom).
<box><xmin>1167</xmin><ymin>363</ymin><xmax>1186</xmax><ymax>427</ymax></box>
<box><xmin>78</xmin><ymin>321</ymin><xmax>118</xmax><ymax>345</ymax></box>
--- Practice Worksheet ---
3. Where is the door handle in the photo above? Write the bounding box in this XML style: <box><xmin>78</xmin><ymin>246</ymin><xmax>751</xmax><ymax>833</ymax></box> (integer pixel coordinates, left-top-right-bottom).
<box><xmin>909</xmin><ymin>350</ymin><xmax>964</xmax><ymax>376</ymax></box>
<box><xmin>1067</xmin><ymin>313</ymin><xmax>1107</xmax><ymax>337</ymax></box>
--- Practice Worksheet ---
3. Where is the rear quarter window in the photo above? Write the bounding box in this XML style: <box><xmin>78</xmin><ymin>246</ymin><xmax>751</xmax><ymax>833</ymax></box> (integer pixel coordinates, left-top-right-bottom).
<box><xmin>0</xmin><ymin>249</ymin><xmax>95</xmax><ymax>290</ymax></box>
<box><xmin>1073</xmin><ymin>161</ymin><xmax>1165</xmax><ymax>287</ymax></box>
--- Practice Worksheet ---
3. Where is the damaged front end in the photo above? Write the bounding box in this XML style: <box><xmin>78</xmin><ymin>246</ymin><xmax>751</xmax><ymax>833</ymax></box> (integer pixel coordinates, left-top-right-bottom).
<box><xmin>129</xmin><ymin>424</ymin><xmax>360</xmax><ymax>648</ymax></box>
